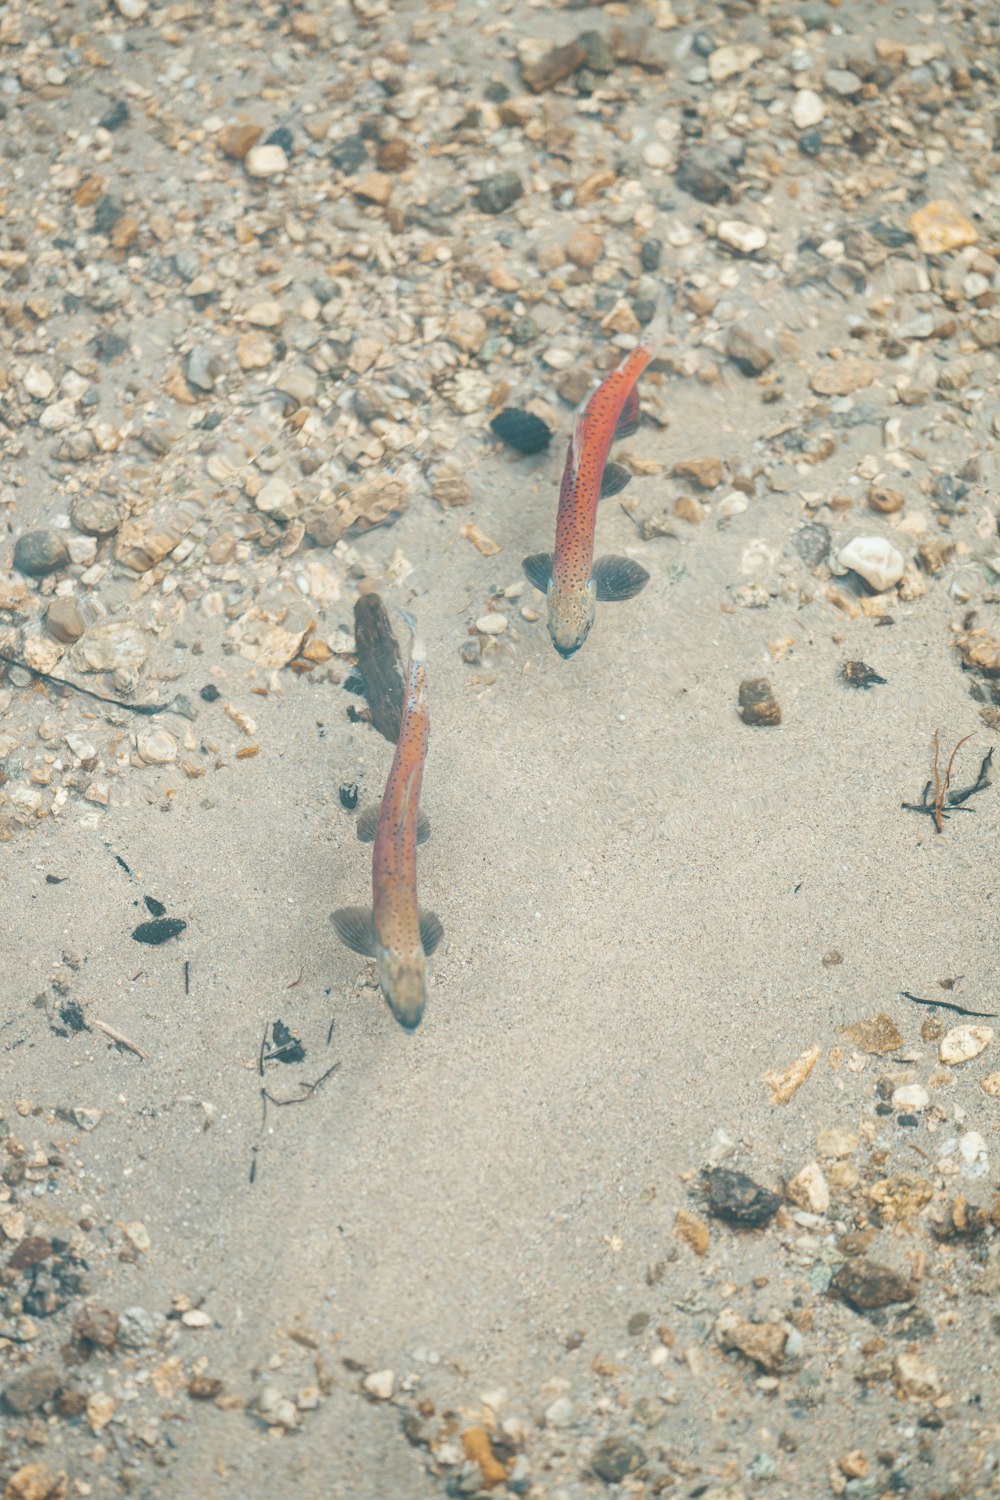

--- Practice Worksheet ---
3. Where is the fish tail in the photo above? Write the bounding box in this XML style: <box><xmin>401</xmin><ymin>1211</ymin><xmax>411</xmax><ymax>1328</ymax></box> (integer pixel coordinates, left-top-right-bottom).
<box><xmin>637</xmin><ymin>286</ymin><xmax>673</xmax><ymax>360</ymax></box>
<box><xmin>393</xmin><ymin>606</ymin><xmax>427</xmax><ymax>666</ymax></box>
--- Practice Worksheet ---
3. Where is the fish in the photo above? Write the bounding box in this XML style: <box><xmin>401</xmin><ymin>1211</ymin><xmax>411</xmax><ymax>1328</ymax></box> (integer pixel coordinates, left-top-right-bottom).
<box><xmin>332</xmin><ymin>620</ymin><xmax>443</xmax><ymax>1030</ymax></box>
<box><xmin>523</xmin><ymin>302</ymin><xmax>669</xmax><ymax>658</ymax></box>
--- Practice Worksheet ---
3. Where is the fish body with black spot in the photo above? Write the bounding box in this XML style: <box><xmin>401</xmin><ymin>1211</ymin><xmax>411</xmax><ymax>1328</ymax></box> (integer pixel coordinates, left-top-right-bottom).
<box><xmin>332</xmin><ymin>629</ymin><xmax>443</xmax><ymax>1030</ymax></box>
<box><xmin>523</xmin><ymin>306</ymin><xmax>668</xmax><ymax>657</ymax></box>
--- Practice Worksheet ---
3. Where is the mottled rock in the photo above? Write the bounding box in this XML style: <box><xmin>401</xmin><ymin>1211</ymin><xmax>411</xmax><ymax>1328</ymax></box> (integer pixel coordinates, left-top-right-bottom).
<box><xmin>475</xmin><ymin>172</ymin><xmax>524</xmax><ymax>214</ymax></box>
<box><xmin>786</xmin><ymin>1162</ymin><xmax>830</xmax><ymax>1214</ymax></box>
<box><xmin>2</xmin><ymin>1366</ymin><xmax>62</xmax><ymax>1414</ymax></box>
<box><xmin>832</xmin><ymin>1258</ymin><xmax>916</xmax><ymax>1310</ymax></box>
<box><xmin>566</xmin><ymin>225</ymin><xmax>603</xmax><ymax>269</ymax></box>
<box><xmin>716</xmin><ymin>1310</ymin><xmax>788</xmax><ymax>1372</ymax></box>
<box><xmin>908</xmin><ymin>200</ymin><xmax>978</xmax><ymax>256</ymax></box>
<box><xmin>591</xmin><ymin>1437</ymin><xmax>645</xmax><ymax>1484</ymax></box>
<box><xmin>705</xmin><ymin>1168</ymin><xmax>780</xmax><ymax>1228</ymax></box>
<box><xmin>675</xmin><ymin>141</ymin><xmax>744</xmax><ymax>204</ymax></box>
<box><xmin>810</xmin><ymin>359</ymin><xmax>877</xmax><ymax>396</ymax></box>
<box><xmin>940</xmin><ymin>1024</ymin><xmax>993</xmax><ymax>1065</ymax></box>
<box><xmin>738</xmin><ymin>678</ymin><xmax>781</xmax><ymax>727</ymax></box>
<box><xmin>894</xmin><ymin>1352</ymin><xmax>941</xmax><ymax>1399</ymax></box>
<box><xmin>725</xmin><ymin>321</ymin><xmax>774</xmax><ymax>375</ymax></box>
<box><xmin>869</xmin><ymin>1174</ymin><xmax>933</xmax><ymax>1223</ymax></box>
<box><xmin>708</xmin><ymin>43</ymin><xmax>761</xmax><ymax>83</ymax></box>
<box><xmin>673</xmin><ymin>456</ymin><xmax>723</xmax><ymax>490</ymax></box>
<box><xmin>71</xmin><ymin>620</ymin><xmax>147</xmax><ymax>694</ymax></box>
<box><xmin>71</xmin><ymin>494</ymin><xmax>121</xmax><ymax>536</ymax></box>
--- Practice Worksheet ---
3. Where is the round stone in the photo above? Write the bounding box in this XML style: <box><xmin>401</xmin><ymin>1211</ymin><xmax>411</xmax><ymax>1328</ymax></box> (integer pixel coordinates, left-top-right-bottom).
<box><xmin>791</xmin><ymin>89</ymin><xmax>825</xmax><ymax>129</ymax></box>
<box><xmin>245</xmin><ymin>144</ymin><xmax>289</xmax><ymax>178</ymax></box>
<box><xmin>71</xmin><ymin>494</ymin><xmax>122</xmax><ymax>536</ymax></box>
<box><xmin>13</xmin><ymin>529</ymin><xmax>69</xmax><ymax>578</ymax></box>
<box><xmin>476</xmin><ymin>613</ymin><xmax>508</xmax><ymax>635</ymax></box>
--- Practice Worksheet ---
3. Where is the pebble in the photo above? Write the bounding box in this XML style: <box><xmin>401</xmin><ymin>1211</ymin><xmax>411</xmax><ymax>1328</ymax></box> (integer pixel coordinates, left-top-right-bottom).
<box><xmin>791</xmin><ymin>89</ymin><xmax>825</xmax><ymax>129</ymax></box>
<box><xmin>13</xmin><ymin>530</ymin><xmax>68</xmax><ymax>578</ymax></box>
<box><xmin>810</xmin><ymin>358</ymin><xmax>876</xmax><ymax>396</ymax></box>
<box><xmin>837</xmin><ymin>536</ymin><xmax>904</xmax><ymax>592</ymax></box>
<box><xmin>673</xmin><ymin>456</ymin><xmax>723</xmax><ymax>490</ymax></box>
<box><xmin>716</xmin><ymin>1310</ymin><xmax>788</xmax><ymax>1373</ymax></box>
<box><xmin>544</xmin><ymin>1395</ymin><xmax>575</xmax><ymax>1428</ymax></box>
<box><xmin>939</xmin><ymin>1024</ymin><xmax>993</xmax><ymax>1065</ymax></box>
<box><xmin>255</xmin><ymin>1385</ymin><xmax>299</xmax><ymax>1429</ymax></box>
<box><xmin>867</xmin><ymin>483</ymin><xmax>905</xmax><ymax>514</ymax></box>
<box><xmin>71</xmin><ymin>620</ymin><xmax>148</xmax><ymax>694</ymax></box>
<box><xmin>475</xmin><ymin>172</ymin><xmax>524</xmax><ymax>214</ymax></box>
<box><xmin>832</xmin><ymin>1257</ymin><xmax>916</xmax><ymax>1310</ymax></box>
<box><xmin>958</xmin><ymin>1130</ymin><xmax>988</xmax><ymax>1177</ymax></box>
<box><xmin>908</xmin><ymin>200</ymin><xmax>978</xmax><ymax>255</ymax></box>
<box><xmin>136</xmin><ymin>729</ymin><xmax>178</xmax><ymax>766</ymax></box>
<box><xmin>590</xmin><ymin>1438</ymin><xmax>645</xmax><ymax>1484</ymax></box>
<box><xmin>565</xmin><ymin>225</ymin><xmax>603</xmax><ymax>269</ymax></box>
<box><xmin>705</xmin><ymin>1167</ymin><xmax>780</xmax><ymax>1227</ymax></box>
<box><xmin>891</xmin><ymin>1083</ymin><xmax>929</xmax><ymax>1111</ymax></box>
<box><xmin>363</xmin><ymin>1369</ymin><xmax>395</xmax><ymax>1401</ymax></box>
<box><xmin>255</xmin><ymin>475</ymin><xmax>299</xmax><ymax>520</ymax></box>
<box><xmin>707</xmin><ymin>43</ymin><xmax>762</xmax><ymax>84</ymax></box>
<box><xmin>675</xmin><ymin>141</ymin><xmax>745</xmax><ymax>203</ymax></box>
<box><xmin>1</xmin><ymin>1365</ymin><xmax>63</xmax><ymax>1414</ymax></box>
<box><xmin>738</xmin><ymin>678</ymin><xmax>781</xmax><ymax>727</ymax></box>
<box><xmin>642</xmin><ymin>141</ymin><xmax>672</xmax><ymax>169</ymax></box>
<box><xmin>793</xmin><ymin>523</ymin><xmax>830</xmax><ymax>568</ymax></box>
<box><xmin>725</xmin><ymin>321</ymin><xmax>774</xmax><ymax>374</ymax></box>
<box><xmin>71</xmin><ymin>494</ymin><xmax>121</xmax><ymax>536</ymax></box>
<box><xmin>786</xmin><ymin>1163</ymin><xmax>830</xmax><ymax>1215</ymax></box>
<box><xmin>981</xmin><ymin>1072</ymin><xmax>1000</xmax><ymax>1097</ymax></box>
<box><xmin>245</xmin><ymin>143</ymin><xmax>288</xmax><ymax>178</ymax></box>
<box><xmin>218</xmin><ymin>123</ymin><xmax>263</xmax><ymax>161</ymax></box>
<box><xmin>236</xmin><ymin>331</ymin><xmax>275</xmax><ymax>370</ymax></box>
<box><xmin>824</xmin><ymin>68</ymin><xmax>863</xmax><ymax>96</ymax></box>
<box><xmin>817</xmin><ymin>1129</ymin><xmax>858</xmax><ymax>1159</ymax></box>
<box><xmin>117</xmin><ymin>1305</ymin><xmax>158</xmax><ymax>1349</ymax></box>
<box><xmin>23</xmin><ymin>366</ymin><xmax>55</xmax><ymax>401</ymax></box>
<box><xmin>353</xmin><ymin>171</ymin><xmax>392</xmax><ymax>206</ymax></box>
<box><xmin>716</xmin><ymin>220</ymin><xmax>768</xmax><ymax>255</ymax></box>
<box><xmin>115</xmin><ymin>0</ymin><xmax>148</xmax><ymax>15</ymax></box>
<box><xmin>87</xmin><ymin>1391</ymin><xmax>116</xmax><ymax>1433</ymax></box>
<box><xmin>476</xmin><ymin>613</ymin><xmax>508</xmax><ymax>635</ymax></box>
<box><xmin>894</xmin><ymin>1352</ymin><xmax>941</xmax><ymax>1400</ymax></box>
<box><xmin>184</xmin><ymin>345</ymin><xmax>223</xmax><ymax>392</ymax></box>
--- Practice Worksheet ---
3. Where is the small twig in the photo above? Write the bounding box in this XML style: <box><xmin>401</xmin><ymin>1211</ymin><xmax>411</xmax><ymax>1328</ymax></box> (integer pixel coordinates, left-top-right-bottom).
<box><xmin>285</xmin><ymin>966</ymin><xmax>304</xmax><ymax>989</ymax></box>
<box><xmin>899</xmin><ymin>991</ymin><xmax>998</xmax><ymax>1019</ymax></box>
<box><xmin>88</xmin><ymin>1017</ymin><xmax>151</xmax><ymax>1059</ymax></box>
<box><xmin>941</xmin><ymin>732</ymin><xmax>973</xmax><ymax>826</ymax></box>
<box><xmin>262</xmin><ymin>1062</ymin><xmax>340</xmax><ymax>1107</ymax></box>
<box><xmin>931</xmin><ymin>729</ymin><xmax>943</xmax><ymax>833</ymax></box>
<box><xmin>257</xmin><ymin>1023</ymin><xmax>268</xmax><ymax>1078</ymax></box>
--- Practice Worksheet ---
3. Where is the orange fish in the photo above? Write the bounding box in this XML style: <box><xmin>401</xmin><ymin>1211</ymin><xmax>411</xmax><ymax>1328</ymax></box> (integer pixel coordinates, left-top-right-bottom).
<box><xmin>523</xmin><ymin>306</ymin><xmax>668</xmax><ymax>657</ymax></box>
<box><xmin>332</xmin><ymin>623</ymin><xmax>443</xmax><ymax>1030</ymax></box>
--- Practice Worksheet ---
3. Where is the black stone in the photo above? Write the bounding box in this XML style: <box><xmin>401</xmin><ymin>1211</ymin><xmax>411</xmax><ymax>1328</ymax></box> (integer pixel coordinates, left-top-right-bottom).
<box><xmin>132</xmin><ymin>918</ymin><xmax>187</xmax><ymax>945</ymax></box>
<box><xmin>13</xmin><ymin>529</ymin><xmax>69</xmax><ymax>578</ymax></box>
<box><xmin>339</xmin><ymin>782</ymin><xmax>359</xmax><ymax>810</ymax></box>
<box><xmin>200</xmin><ymin>684</ymin><xmax>221</xmax><ymax>702</ymax></box>
<box><xmin>799</xmin><ymin>129</ymin><xmax>823</xmax><ymax>157</ymax></box>
<box><xmin>640</xmin><ymin>238</ymin><xmax>663</xmax><ymax>272</ymax></box>
<box><xmin>330</xmin><ymin>135</ymin><xmax>369</xmax><ymax>174</ymax></box>
<box><xmin>675</xmin><ymin>140</ymin><xmax>745</xmax><ymax>204</ymax></box>
<box><xmin>144</xmin><ymin>895</ymin><xmax>167</xmax><ymax>918</ymax></box>
<box><xmin>705</xmin><ymin>1168</ymin><xmax>781</xmax><ymax>1228</ymax></box>
<box><xmin>490</xmin><ymin>407</ymin><xmax>551</xmax><ymax>455</ymax></box>
<box><xmin>93</xmin><ymin>195</ymin><xmax>124</xmax><ymax>234</ymax></box>
<box><xmin>590</xmin><ymin>1438</ymin><xmax>646</xmax><ymax>1484</ymax></box>
<box><xmin>265</xmin><ymin>126</ymin><xmax>294</xmax><ymax>155</ymax></box>
<box><xmin>474</xmin><ymin>171</ymin><xmax>524</xmax><ymax>214</ymax></box>
<box><xmin>99</xmin><ymin>99</ymin><xmax>130</xmax><ymax>132</ymax></box>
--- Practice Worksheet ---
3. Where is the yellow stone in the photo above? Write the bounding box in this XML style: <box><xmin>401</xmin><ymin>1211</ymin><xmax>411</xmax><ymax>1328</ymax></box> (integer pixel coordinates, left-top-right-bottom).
<box><xmin>907</xmin><ymin>200</ymin><xmax>978</xmax><ymax>256</ymax></box>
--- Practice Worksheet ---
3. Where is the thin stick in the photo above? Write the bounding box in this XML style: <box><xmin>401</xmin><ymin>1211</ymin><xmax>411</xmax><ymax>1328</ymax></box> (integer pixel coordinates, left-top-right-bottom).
<box><xmin>942</xmin><ymin>733</ymin><xmax>973</xmax><ymax>803</ymax></box>
<box><xmin>932</xmin><ymin>729</ymin><xmax>943</xmax><ymax>833</ymax></box>
<box><xmin>88</xmin><ymin>1017</ymin><xmax>151</xmax><ymax>1060</ymax></box>
<box><xmin>0</xmin><ymin>651</ymin><xmax>171</xmax><ymax>716</ymax></box>
<box><xmin>262</xmin><ymin>1062</ymin><xmax>340</xmax><ymax>1107</ymax></box>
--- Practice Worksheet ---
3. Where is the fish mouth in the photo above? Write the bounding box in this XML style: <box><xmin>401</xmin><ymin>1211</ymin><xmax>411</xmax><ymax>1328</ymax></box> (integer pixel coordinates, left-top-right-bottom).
<box><xmin>553</xmin><ymin>640</ymin><xmax>582</xmax><ymax>659</ymax></box>
<box><xmin>390</xmin><ymin>1007</ymin><xmax>424</xmax><ymax>1031</ymax></box>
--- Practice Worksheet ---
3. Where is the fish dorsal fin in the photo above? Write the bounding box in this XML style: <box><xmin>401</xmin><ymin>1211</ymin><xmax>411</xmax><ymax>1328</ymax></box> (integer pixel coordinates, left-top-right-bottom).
<box><xmin>331</xmin><ymin>906</ymin><xmax>378</xmax><ymax>957</ymax></box>
<box><xmin>613</xmin><ymin>386</ymin><xmax>641</xmax><ymax>441</ymax></box>
<box><xmin>522</xmin><ymin>553</ymin><xmax>554</xmax><ymax>593</ymax></box>
<box><xmin>599</xmin><ymin>461</ymin><xmax>632</xmax><ymax>499</ymax></box>
<box><xmin>593</xmin><ymin>555</ymin><xmax>650</xmax><ymax>602</ymax></box>
<box><xmin>419</xmin><ymin>910</ymin><xmax>444</xmax><ymax>956</ymax></box>
<box><xmin>356</xmin><ymin>806</ymin><xmax>431</xmax><ymax>844</ymax></box>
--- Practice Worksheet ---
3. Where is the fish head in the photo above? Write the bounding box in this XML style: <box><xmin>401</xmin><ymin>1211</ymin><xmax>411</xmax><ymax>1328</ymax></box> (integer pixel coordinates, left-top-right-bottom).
<box><xmin>377</xmin><ymin>947</ymin><xmax>428</xmax><ymax>1030</ymax></box>
<box><xmin>547</xmin><ymin>577</ymin><xmax>597</xmax><ymax>659</ymax></box>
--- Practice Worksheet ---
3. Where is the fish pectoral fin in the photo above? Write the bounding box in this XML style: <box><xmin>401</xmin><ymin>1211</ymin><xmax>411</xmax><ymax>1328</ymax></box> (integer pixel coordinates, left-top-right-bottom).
<box><xmin>331</xmin><ymin>906</ymin><xmax>378</xmax><ymax>958</ymax></box>
<box><xmin>613</xmin><ymin>386</ymin><xmax>641</xmax><ymax>441</ymax></box>
<box><xmin>416</xmin><ymin>809</ymin><xmax>431</xmax><ymax>845</ymax></box>
<box><xmin>356</xmin><ymin>805</ymin><xmax>379</xmax><ymax>842</ymax></box>
<box><xmin>522</xmin><ymin>552</ymin><xmax>554</xmax><ymax>593</ymax></box>
<box><xmin>599</xmin><ymin>461</ymin><xmax>632</xmax><ymax>500</ymax></box>
<box><xmin>593</xmin><ymin>555</ymin><xmax>650</xmax><ymax>602</ymax></box>
<box><xmin>419</xmin><ymin>910</ymin><xmax>444</xmax><ymax>957</ymax></box>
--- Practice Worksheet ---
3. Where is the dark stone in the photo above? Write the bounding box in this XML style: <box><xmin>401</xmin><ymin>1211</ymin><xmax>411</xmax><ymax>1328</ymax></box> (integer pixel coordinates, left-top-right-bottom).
<box><xmin>484</xmin><ymin>81</ymin><xmax>510</xmax><ymax>104</ymax></box>
<box><xmin>330</xmin><ymin>135</ymin><xmax>369</xmax><ymax>174</ymax></box>
<box><xmin>793</xmin><ymin>523</ymin><xmax>831</xmax><ymax>568</ymax></box>
<box><xmin>705</xmin><ymin>1168</ymin><xmax>781</xmax><ymax>1228</ymax></box>
<box><xmin>2</xmin><ymin>1364</ymin><xmax>63</xmax><ymax>1414</ymax></box>
<box><xmin>339</xmin><ymin>782</ymin><xmax>359</xmax><ymax>811</ymax></box>
<box><xmin>132</xmin><ymin>918</ymin><xmax>187</xmax><ymax>945</ymax></box>
<box><xmin>640</xmin><ymin>238</ymin><xmax>663</xmax><ymax>272</ymax></box>
<box><xmin>93</xmin><ymin>195</ymin><xmax>124</xmax><ymax>235</ymax></box>
<box><xmin>842</xmin><ymin>660</ymin><xmax>886</xmax><ymax>690</ymax></box>
<box><xmin>99</xmin><ymin>99</ymin><xmax>130</xmax><ymax>132</ymax></box>
<box><xmin>490</xmin><ymin>407</ymin><xmax>552</xmax><ymax>455</ymax></box>
<box><xmin>509</xmin><ymin>316</ymin><xmax>539</xmax><ymax>346</ymax></box>
<box><xmin>354</xmin><ymin>593</ymin><xmax>405</xmax><ymax>746</ymax></box>
<box><xmin>200</xmin><ymin>683</ymin><xmax>221</xmax><ymax>702</ymax></box>
<box><xmin>265</xmin><ymin>126</ymin><xmax>294</xmax><ymax>156</ymax></box>
<box><xmin>931</xmin><ymin>474</ymin><xmax>967</xmax><ymax>514</ymax></box>
<box><xmin>75</xmin><ymin>1303</ymin><xmax>119</xmax><ymax>1350</ymax></box>
<box><xmin>8</xmin><ymin>1236</ymin><xmax>54</xmax><ymax>1270</ymax></box>
<box><xmin>13</xmin><ymin>529</ymin><xmax>69</xmax><ymax>578</ymax></box>
<box><xmin>474</xmin><ymin>171</ymin><xmax>524</xmax><ymax>214</ymax></box>
<box><xmin>591</xmin><ymin>1437</ymin><xmax>646</xmax><ymax>1483</ymax></box>
<box><xmin>579</xmin><ymin>29</ymin><xmax>615</xmax><ymax>74</ymax></box>
<box><xmin>692</xmin><ymin>31</ymin><xmax>716</xmax><ymax>57</ymax></box>
<box><xmin>799</xmin><ymin>129</ymin><xmax>823</xmax><ymax>157</ymax></box>
<box><xmin>144</xmin><ymin>895</ymin><xmax>166</xmax><ymax>918</ymax></box>
<box><xmin>675</xmin><ymin>140</ymin><xmax>745</xmax><ymax>203</ymax></box>
<box><xmin>832</xmin><ymin>1258</ymin><xmax>916</xmax><ymax>1311</ymax></box>
<box><xmin>93</xmin><ymin>330</ymin><xmax>129</xmax><ymax>362</ymax></box>
<box><xmin>738</xmin><ymin>677</ymin><xmax>781</xmax><ymax>727</ymax></box>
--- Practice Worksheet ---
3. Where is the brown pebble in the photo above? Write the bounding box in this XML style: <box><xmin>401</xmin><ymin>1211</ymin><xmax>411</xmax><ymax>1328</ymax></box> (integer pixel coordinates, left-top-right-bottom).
<box><xmin>565</xmin><ymin>225</ymin><xmax>603</xmax><ymax>269</ymax></box>
<box><xmin>672</xmin><ymin>495</ymin><xmax>705</xmax><ymax>525</ymax></box>
<box><xmin>738</xmin><ymin>678</ymin><xmax>781</xmax><ymax>726</ymax></box>
<box><xmin>352</xmin><ymin>172</ymin><xmax>392</xmax><ymax>206</ymax></box>
<box><xmin>673</xmin><ymin>456</ymin><xmax>723</xmax><ymax>490</ymax></box>
<box><xmin>867</xmin><ymin>483</ymin><xmax>904</xmax><ymax>514</ymax></box>
<box><xmin>218</xmin><ymin>123</ymin><xmax>263</xmax><ymax>160</ymax></box>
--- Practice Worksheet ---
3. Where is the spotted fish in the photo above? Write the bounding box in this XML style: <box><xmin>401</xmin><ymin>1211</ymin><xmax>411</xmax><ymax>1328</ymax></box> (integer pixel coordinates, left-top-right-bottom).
<box><xmin>523</xmin><ymin>304</ymin><xmax>668</xmax><ymax>657</ymax></box>
<box><xmin>332</xmin><ymin>623</ymin><xmax>443</xmax><ymax>1030</ymax></box>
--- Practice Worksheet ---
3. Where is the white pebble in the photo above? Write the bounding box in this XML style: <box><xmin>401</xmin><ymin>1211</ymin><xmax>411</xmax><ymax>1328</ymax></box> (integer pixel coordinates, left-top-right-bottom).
<box><xmin>837</xmin><ymin>535</ymin><xmax>904</xmax><ymax>592</ymax></box>
<box><xmin>23</xmin><ymin>366</ymin><xmax>55</xmax><ymax>400</ymax></box>
<box><xmin>939</xmin><ymin>1024</ymin><xmax>993</xmax><ymax>1065</ymax></box>
<box><xmin>115</xmin><ymin>0</ymin><xmax>149</xmax><ymax>16</ymax></box>
<box><xmin>245</xmin><ymin>144</ymin><xmax>289</xmax><ymax>179</ymax></box>
<box><xmin>891</xmin><ymin>1084</ymin><xmax>929</xmax><ymax>1111</ymax></box>
<box><xmin>717</xmin><ymin>220</ymin><xmax>768</xmax><ymax>255</ymax></box>
<box><xmin>363</xmin><ymin>1368</ymin><xmax>395</xmax><ymax>1401</ymax></box>
<box><xmin>791</xmin><ymin>89</ymin><xmax>825</xmax><ymax>129</ymax></box>
<box><xmin>476</xmin><ymin>612</ymin><xmax>507</xmax><ymax>635</ymax></box>
<box><xmin>136</xmin><ymin>729</ymin><xmax>178</xmax><ymax>766</ymax></box>
<box><xmin>642</xmin><ymin>141</ymin><xmax>673</xmax><ymax>170</ymax></box>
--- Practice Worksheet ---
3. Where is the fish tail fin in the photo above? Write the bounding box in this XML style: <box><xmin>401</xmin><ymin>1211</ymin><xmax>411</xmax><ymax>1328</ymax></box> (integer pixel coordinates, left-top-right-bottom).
<box><xmin>392</xmin><ymin>606</ymin><xmax>427</xmax><ymax>669</ymax></box>
<box><xmin>637</xmin><ymin>286</ymin><xmax>673</xmax><ymax>361</ymax></box>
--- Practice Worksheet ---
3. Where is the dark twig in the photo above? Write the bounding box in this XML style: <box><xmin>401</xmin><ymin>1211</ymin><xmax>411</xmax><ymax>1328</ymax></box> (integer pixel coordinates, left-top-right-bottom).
<box><xmin>899</xmin><ymin>991</ymin><xmax>998</xmax><ymax>1018</ymax></box>
<box><xmin>262</xmin><ymin>1062</ymin><xmax>340</xmax><ymax>1107</ymax></box>
<box><xmin>0</xmin><ymin>651</ymin><xmax>171</xmax><ymax>716</ymax></box>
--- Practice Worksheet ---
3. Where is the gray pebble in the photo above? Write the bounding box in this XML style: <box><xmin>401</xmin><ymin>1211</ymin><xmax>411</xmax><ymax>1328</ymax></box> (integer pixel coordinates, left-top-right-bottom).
<box><xmin>824</xmin><ymin>68</ymin><xmax>863</xmax><ymax>96</ymax></box>
<box><xmin>2</xmin><ymin>1364</ymin><xmax>63</xmax><ymax>1413</ymax></box>
<box><xmin>71</xmin><ymin>494</ymin><xmax>121</xmax><ymax>537</ymax></box>
<box><xmin>475</xmin><ymin>172</ymin><xmax>524</xmax><ymax>215</ymax></box>
<box><xmin>118</xmin><ymin>1304</ymin><xmax>159</xmax><ymax>1349</ymax></box>
<box><xmin>13</xmin><ymin>529</ymin><xmax>69</xmax><ymax>578</ymax></box>
<box><xmin>184</xmin><ymin>344</ymin><xmax>224</xmax><ymax>392</ymax></box>
<box><xmin>793</xmin><ymin>522</ymin><xmax>831</xmax><ymax>567</ymax></box>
